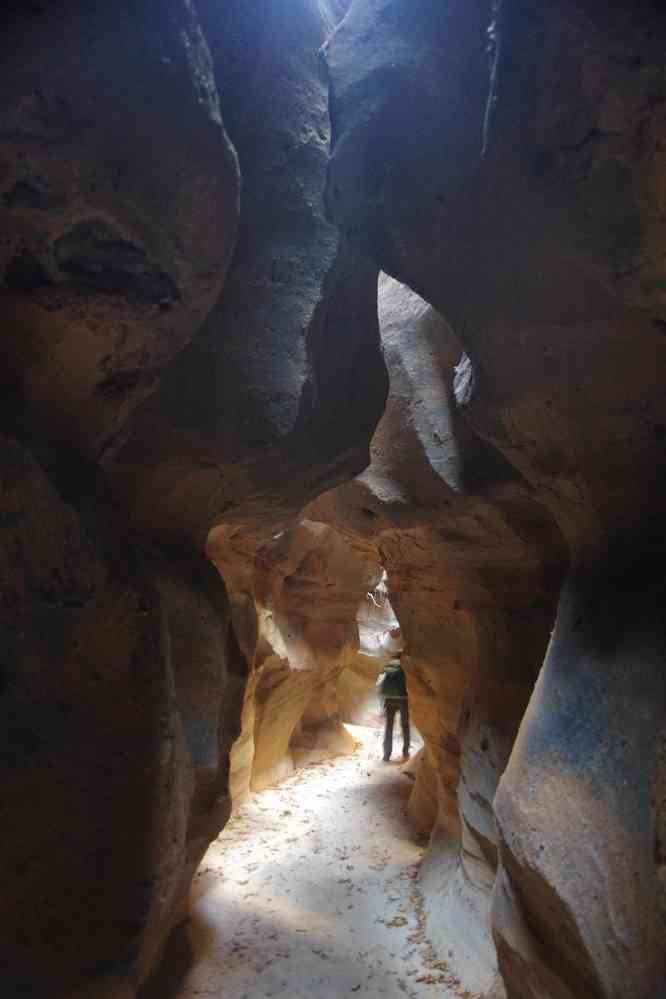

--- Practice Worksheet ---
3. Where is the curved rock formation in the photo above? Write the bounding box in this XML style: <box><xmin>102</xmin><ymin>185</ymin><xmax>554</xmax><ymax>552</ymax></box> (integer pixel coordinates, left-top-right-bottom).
<box><xmin>0</xmin><ymin>0</ymin><xmax>239</xmax><ymax>459</ymax></box>
<box><xmin>227</xmin><ymin>518</ymin><xmax>380</xmax><ymax>796</ymax></box>
<box><xmin>0</xmin><ymin>2</ymin><xmax>385</xmax><ymax>996</ymax></box>
<box><xmin>323</xmin><ymin>2</ymin><xmax>666</xmax><ymax>996</ymax></box>
<box><xmin>3</xmin><ymin>2</ymin><xmax>666</xmax><ymax>997</ymax></box>
<box><xmin>312</xmin><ymin>272</ymin><xmax>563</xmax><ymax>993</ymax></box>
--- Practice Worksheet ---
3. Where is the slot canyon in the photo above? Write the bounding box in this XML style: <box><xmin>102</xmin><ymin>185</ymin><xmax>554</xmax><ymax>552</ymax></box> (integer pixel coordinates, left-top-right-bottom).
<box><xmin>1</xmin><ymin>2</ymin><xmax>665</xmax><ymax>997</ymax></box>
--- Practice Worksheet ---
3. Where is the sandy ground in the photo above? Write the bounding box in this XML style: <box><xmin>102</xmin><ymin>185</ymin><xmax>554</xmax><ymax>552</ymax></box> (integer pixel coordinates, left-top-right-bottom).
<box><xmin>144</xmin><ymin>726</ymin><xmax>467</xmax><ymax>999</ymax></box>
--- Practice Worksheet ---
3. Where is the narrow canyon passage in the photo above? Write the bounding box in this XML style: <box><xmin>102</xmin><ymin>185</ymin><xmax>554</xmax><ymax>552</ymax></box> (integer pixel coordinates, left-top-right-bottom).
<box><xmin>3</xmin><ymin>4</ymin><xmax>666</xmax><ymax>997</ymax></box>
<box><xmin>143</xmin><ymin>728</ymin><xmax>468</xmax><ymax>999</ymax></box>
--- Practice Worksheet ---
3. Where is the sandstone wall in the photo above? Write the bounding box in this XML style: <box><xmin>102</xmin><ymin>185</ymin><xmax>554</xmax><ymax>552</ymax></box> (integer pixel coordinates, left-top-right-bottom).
<box><xmin>323</xmin><ymin>3</ymin><xmax>666</xmax><ymax>996</ymax></box>
<box><xmin>0</xmin><ymin>2</ymin><xmax>386</xmax><ymax>995</ymax></box>
<box><xmin>3</xmin><ymin>2</ymin><xmax>666</xmax><ymax>997</ymax></box>
<box><xmin>0</xmin><ymin>0</ymin><xmax>239</xmax><ymax>460</ymax></box>
<box><xmin>227</xmin><ymin>519</ymin><xmax>379</xmax><ymax>796</ymax></box>
<box><xmin>312</xmin><ymin>273</ymin><xmax>563</xmax><ymax>993</ymax></box>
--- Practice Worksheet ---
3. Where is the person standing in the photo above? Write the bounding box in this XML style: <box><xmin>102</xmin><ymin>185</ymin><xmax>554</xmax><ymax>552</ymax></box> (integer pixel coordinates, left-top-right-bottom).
<box><xmin>376</xmin><ymin>653</ymin><xmax>410</xmax><ymax>761</ymax></box>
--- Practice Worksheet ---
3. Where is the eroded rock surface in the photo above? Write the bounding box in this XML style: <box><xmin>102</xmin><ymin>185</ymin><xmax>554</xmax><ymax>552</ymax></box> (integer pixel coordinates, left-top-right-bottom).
<box><xmin>224</xmin><ymin>518</ymin><xmax>379</xmax><ymax>796</ymax></box>
<box><xmin>312</xmin><ymin>274</ymin><xmax>562</xmax><ymax>993</ymax></box>
<box><xmin>0</xmin><ymin>437</ymin><xmax>173</xmax><ymax>996</ymax></box>
<box><xmin>494</xmin><ymin>567</ymin><xmax>666</xmax><ymax>999</ymax></box>
<box><xmin>0</xmin><ymin>2</ymin><xmax>386</xmax><ymax>996</ymax></box>
<box><xmin>110</xmin><ymin>0</ymin><xmax>387</xmax><ymax>553</ymax></box>
<box><xmin>4</xmin><ymin>2</ymin><xmax>666</xmax><ymax>997</ymax></box>
<box><xmin>0</xmin><ymin>0</ymin><xmax>239</xmax><ymax>459</ymax></box>
<box><xmin>324</xmin><ymin>3</ymin><xmax>666</xmax><ymax>996</ymax></box>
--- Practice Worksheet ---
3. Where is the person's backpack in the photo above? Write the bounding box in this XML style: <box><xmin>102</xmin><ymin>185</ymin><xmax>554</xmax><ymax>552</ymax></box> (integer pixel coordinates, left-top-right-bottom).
<box><xmin>379</xmin><ymin>662</ymin><xmax>407</xmax><ymax>698</ymax></box>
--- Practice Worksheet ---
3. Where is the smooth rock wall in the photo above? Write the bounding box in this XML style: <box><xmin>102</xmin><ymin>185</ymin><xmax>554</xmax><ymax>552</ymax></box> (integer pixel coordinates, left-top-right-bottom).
<box><xmin>494</xmin><ymin>566</ymin><xmax>666</xmax><ymax>999</ymax></box>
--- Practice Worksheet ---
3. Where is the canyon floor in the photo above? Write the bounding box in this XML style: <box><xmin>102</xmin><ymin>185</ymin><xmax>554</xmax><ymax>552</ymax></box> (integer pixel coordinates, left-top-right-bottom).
<box><xmin>143</xmin><ymin>725</ymin><xmax>469</xmax><ymax>999</ymax></box>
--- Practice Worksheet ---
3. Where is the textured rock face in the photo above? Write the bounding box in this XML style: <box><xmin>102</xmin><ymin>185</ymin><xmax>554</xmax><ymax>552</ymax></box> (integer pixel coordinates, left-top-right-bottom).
<box><xmin>0</xmin><ymin>436</ymin><xmax>240</xmax><ymax>997</ymax></box>
<box><xmin>0</xmin><ymin>5</ymin><xmax>241</xmax><ymax>994</ymax></box>
<box><xmin>102</xmin><ymin>12</ymin><xmax>389</xmax><ymax>836</ymax></box>
<box><xmin>0</xmin><ymin>1</ymin><xmax>239</xmax><ymax>459</ymax></box>
<box><xmin>0</xmin><ymin>2</ymin><xmax>386</xmax><ymax>996</ymax></box>
<box><xmin>111</xmin><ymin>0</ymin><xmax>387</xmax><ymax>552</ymax></box>
<box><xmin>312</xmin><ymin>273</ymin><xmax>562</xmax><ymax>993</ymax></box>
<box><xmin>4</xmin><ymin>2</ymin><xmax>666</xmax><ymax>998</ymax></box>
<box><xmin>325</xmin><ymin>0</ymin><xmax>666</xmax><ymax>557</ymax></box>
<box><xmin>324</xmin><ymin>3</ymin><xmax>666</xmax><ymax>996</ymax></box>
<box><xmin>225</xmin><ymin>518</ymin><xmax>379</xmax><ymax>796</ymax></box>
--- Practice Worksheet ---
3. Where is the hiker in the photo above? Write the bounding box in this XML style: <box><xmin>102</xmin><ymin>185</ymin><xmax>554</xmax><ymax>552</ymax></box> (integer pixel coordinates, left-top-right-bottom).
<box><xmin>376</xmin><ymin>653</ymin><xmax>410</xmax><ymax>761</ymax></box>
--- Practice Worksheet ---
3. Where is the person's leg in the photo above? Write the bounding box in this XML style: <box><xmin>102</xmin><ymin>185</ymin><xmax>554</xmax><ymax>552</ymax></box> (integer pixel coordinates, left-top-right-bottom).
<box><xmin>399</xmin><ymin>700</ymin><xmax>411</xmax><ymax>758</ymax></box>
<box><xmin>383</xmin><ymin>700</ymin><xmax>396</xmax><ymax>760</ymax></box>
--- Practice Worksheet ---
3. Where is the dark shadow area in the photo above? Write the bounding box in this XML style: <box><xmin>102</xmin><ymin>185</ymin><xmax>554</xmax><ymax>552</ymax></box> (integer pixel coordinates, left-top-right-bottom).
<box><xmin>139</xmin><ymin>922</ymin><xmax>200</xmax><ymax>999</ymax></box>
